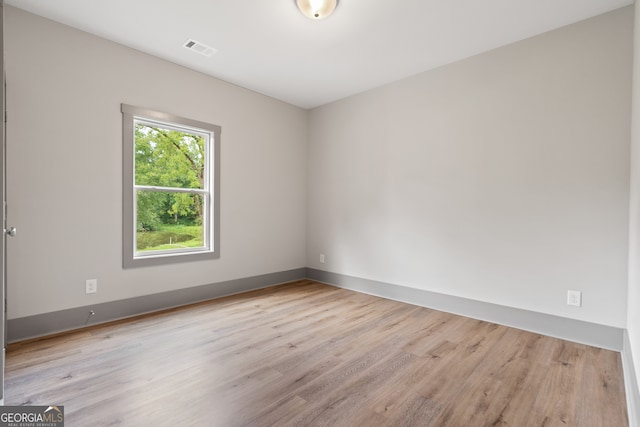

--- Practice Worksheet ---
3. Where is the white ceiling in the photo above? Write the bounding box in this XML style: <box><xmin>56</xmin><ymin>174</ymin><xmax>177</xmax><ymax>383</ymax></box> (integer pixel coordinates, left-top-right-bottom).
<box><xmin>6</xmin><ymin>0</ymin><xmax>633</xmax><ymax>109</ymax></box>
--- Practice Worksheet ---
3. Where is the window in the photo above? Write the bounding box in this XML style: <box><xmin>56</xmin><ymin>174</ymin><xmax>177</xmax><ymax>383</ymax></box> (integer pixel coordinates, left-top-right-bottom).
<box><xmin>122</xmin><ymin>104</ymin><xmax>220</xmax><ymax>267</ymax></box>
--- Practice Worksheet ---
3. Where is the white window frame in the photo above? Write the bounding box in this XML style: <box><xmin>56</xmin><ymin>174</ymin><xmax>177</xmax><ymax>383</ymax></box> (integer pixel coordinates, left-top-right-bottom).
<box><xmin>122</xmin><ymin>104</ymin><xmax>220</xmax><ymax>268</ymax></box>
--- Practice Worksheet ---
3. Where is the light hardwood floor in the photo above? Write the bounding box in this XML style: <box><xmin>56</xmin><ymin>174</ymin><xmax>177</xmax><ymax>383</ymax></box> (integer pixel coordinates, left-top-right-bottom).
<box><xmin>5</xmin><ymin>280</ymin><xmax>628</xmax><ymax>426</ymax></box>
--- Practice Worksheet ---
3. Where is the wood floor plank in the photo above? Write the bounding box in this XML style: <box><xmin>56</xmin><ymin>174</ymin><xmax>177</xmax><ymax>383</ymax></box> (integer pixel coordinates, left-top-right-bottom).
<box><xmin>4</xmin><ymin>280</ymin><xmax>628</xmax><ymax>426</ymax></box>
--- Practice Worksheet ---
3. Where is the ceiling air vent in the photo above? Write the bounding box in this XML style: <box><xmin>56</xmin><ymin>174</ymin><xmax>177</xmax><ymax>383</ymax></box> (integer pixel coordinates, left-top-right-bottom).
<box><xmin>183</xmin><ymin>39</ymin><xmax>217</xmax><ymax>57</ymax></box>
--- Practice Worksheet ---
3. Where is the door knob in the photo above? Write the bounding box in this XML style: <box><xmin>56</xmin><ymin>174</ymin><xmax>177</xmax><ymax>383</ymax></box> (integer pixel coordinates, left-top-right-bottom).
<box><xmin>5</xmin><ymin>227</ymin><xmax>16</xmax><ymax>237</ymax></box>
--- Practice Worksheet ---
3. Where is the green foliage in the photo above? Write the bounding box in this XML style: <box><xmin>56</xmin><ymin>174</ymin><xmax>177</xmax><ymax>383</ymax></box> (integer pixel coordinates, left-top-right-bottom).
<box><xmin>136</xmin><ymin>191</ymin><xmax>164</xmax><ymax>231</ymax></box>
<box><xmin>134</xmin><ymin>123</ymin><xmax>206</xmax><ymax>233</ymax></box>
<box><xmin>136</xmin><ymin>224</ymin><xmax>204</xmax><ymax>252</ymax></box>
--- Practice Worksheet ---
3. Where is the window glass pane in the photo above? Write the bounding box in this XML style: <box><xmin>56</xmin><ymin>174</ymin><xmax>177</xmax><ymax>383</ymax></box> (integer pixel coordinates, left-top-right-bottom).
<box><xmin>136</xmin><ymin>190</ymin><xmax>205</xmax><ymax>252</ymax></box>
<box><xmin>123</xmin><ymin>103</ymin><xmax>220</xmax><ymax>267</ymax></box>
<box><xmin>134</xmin><ymin>122</ymin><xmax>206</xmax><ymax>189</ymax></box>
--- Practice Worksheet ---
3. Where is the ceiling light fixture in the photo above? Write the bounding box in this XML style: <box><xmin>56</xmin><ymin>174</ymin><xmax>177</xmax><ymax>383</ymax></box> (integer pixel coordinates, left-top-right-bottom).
<box><xmin>295</xmin><ymin>0</ymin><xmax>339</xmax><ymax>20</ymax></box>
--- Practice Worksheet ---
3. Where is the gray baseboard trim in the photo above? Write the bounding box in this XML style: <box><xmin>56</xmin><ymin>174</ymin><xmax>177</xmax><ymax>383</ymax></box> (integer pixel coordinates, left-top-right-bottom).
<box><xmin>306</xmin><ymin>268</ymin><xmax>624</xmax><ymax>351</ymax></box>
<box><xmin>623</xmin><ymin>331</ymin><xmax>640</xmax><ymax>427</ymax></box>
<box><xmin>8</xmin><ymin>266</ymin><xmax>625</xmax><ymax>352</ymax></box>
<box><xmin>7</xmin><ymin>268</ymin><xmax>307</xmax><ymax>343</ymax></box>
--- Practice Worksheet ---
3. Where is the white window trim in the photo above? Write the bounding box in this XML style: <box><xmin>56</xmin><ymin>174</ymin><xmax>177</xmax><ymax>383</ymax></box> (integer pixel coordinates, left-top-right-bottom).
<box><xmin>122</xmin><ymin>104</ymin><xmax>221</xmax><ymax>268</ymax></box>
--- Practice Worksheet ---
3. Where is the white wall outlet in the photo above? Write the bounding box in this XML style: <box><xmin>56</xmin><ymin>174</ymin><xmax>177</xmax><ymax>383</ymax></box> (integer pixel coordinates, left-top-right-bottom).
<box><xmin>86</xmin><ymin>279</ymin><xmax>98</xmax><ymax>294</ymax></box>
<box><xmin>319</xmin><ymin>254</ymin><xmax>325</xmax><ymax>264</ymax></box>
<box><xmin>567</xmin><ymin>290</ymin><xmax>581</xmax><ymax>307</ymax></box>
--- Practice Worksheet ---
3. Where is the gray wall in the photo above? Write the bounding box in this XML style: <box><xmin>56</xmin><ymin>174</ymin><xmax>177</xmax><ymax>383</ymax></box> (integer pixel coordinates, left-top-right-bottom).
<box><xmin>627</xmin><ymin>1</ymin><xmax>640</xmax><ymax>422</ymax></box>
<box><xmin>4</xmin><ymin>5</ymin><xmax>634</xmax><ymax>340</ymax></box>
<box><xmin>4</xmin><ymin>7</ymin><xmax>308</xmax><ymax>319</ymax></box>
<box><xmin>306</xmin><ymin>7</ymin><xmax>632</xmax><ymax>328</ymax></box>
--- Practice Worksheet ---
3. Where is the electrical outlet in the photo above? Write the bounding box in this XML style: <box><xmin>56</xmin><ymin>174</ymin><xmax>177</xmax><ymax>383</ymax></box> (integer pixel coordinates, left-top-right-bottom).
<box><xmin>567</xmin><ymin>290</ymin><xmax>581</xmax><ymax>307</ymax></box>
<box><xmin>319</xmin><ymin>254</ymin><xmax>325</xmax><ymax>264</ymax></box>
<box><xmin>86</xmin><ymin>279</ymin><xmax>98</xmax><ymax>294</ymax></box>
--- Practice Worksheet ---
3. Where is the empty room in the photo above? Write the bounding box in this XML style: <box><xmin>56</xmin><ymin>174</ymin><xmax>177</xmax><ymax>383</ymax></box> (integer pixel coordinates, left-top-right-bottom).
<box><xmin>0</xmin><ymin>0</ymin><xmax>639</xmax><ymax>426</ymax></box>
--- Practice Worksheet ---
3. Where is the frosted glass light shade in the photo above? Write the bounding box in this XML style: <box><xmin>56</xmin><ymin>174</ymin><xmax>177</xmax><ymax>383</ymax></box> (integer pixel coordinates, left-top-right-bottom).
<box><xmin>295</xmin><ymin>0</ymin><xmax>339</xmax><ymax>19</ymax></box>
